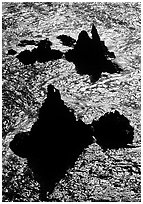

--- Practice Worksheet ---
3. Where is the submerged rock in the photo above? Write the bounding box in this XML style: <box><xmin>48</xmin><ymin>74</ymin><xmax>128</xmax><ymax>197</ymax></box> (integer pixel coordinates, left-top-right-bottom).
<box><xmin>65</xmin><ymin>24</ymin><xmax>122</xmax><ymax>81</ymax></box>
<box><xmin>91</xmin><ymin>110</ymin><xmax>134</xmax><ymax>150</ymax></box>
<box><xmin>10</xmin><ymin>84</ymin><xmax>93</xmax><ymax>201</ymax></box>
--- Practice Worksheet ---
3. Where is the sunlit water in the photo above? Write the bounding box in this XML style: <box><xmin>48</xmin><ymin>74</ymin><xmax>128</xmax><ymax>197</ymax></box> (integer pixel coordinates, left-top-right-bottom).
<box><xmin>2</xmin><ymin>2</ymin><xmax>141</xmax><ymax>202</ymax></box>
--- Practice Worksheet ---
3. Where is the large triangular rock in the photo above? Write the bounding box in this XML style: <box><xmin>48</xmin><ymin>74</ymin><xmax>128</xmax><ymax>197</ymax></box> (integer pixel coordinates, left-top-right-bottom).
<box><xmin>65</xmin><ymin>24</ymin><xmax>122</xmax><ymax>81</ymax></box>
<box><xmin>10</xmin><ymin>84</ymin><xmax>93</xmax><ymax>201</ymax></box>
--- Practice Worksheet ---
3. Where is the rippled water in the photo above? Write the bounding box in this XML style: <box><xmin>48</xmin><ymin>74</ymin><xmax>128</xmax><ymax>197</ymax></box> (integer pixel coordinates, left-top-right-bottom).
<box><xmin>2</xmin><ymin>2</ymin><xmax>141</xmax><ymax>202</ymax></box>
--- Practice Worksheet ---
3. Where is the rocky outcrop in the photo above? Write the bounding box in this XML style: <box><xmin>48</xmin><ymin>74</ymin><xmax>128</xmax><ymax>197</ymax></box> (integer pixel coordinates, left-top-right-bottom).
<box><xmin>65</xmin><ymin>24</ymin><xmax>122</xmax><ymax>81</ymax></box>
<box><xmin>16</xmin><ymin>39</ymin><xmax>63</xmax><ymax>65</ymax></box>
<box><xmin>10</xmin><ymin>84</ymin><xmax>93</xmax><ymax>200</ymax></box>
<box><xmin>91</xmin><ymin>110</ymin><xmax>134</xmax><ymax>150</ymax></box>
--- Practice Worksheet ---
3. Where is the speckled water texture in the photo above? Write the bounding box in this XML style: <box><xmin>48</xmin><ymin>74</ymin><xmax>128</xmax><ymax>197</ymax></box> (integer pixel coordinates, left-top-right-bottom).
<box><xmin>2</xmin><ymin>2</ymin><xmax>141</xmax><ymax>202</ymax></box>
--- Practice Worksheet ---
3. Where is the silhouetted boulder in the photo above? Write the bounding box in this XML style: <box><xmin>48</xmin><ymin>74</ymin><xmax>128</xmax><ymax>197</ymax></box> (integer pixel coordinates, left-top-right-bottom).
<box><xmin>16</xmin><ymin>39</ymin><xmax>63</xmax><ymax>65</ymax></box>
<box><xmin>57</xmin><ymin>35</ymin><xmax>76</xmax><ymax>47</ymax></box>
<box><xmin>65</xmin><ymin>24</ymin><xmax>122</xmax><ymax>81</ymax></box>
<box><xmin>8</xmin><ymin>49</ymin><xmax>17</xmax><ymax>55</ymax></box>
<box><xmin>91</xmin><ymin>110</ymin><xmax>134</xmax><ymax>150</ymax></box>
<box><xmin>10</xmin><ymin>84</ymin><xmax>93</xmax><ymax>201</ymax></box>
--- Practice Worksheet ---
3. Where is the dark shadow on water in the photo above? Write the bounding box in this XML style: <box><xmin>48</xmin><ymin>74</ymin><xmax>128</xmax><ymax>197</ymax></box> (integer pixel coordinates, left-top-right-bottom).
<box><xmin>65</xmin><ymin>24</ymin><xmax>122</xmax><ymax>82</ymax></box>
<box><xmin>91</xmin><ymin>110</ymin><xmax>134</xmax><ymax>151</ymax></box>
<box><xmin>10</xmin><ymin>84</ymin><xmax>93</xmax><ymax>201</ymax></box>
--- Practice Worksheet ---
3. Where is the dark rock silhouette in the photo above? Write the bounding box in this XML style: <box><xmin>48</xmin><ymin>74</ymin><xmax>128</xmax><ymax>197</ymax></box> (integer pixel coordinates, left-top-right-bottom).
<box><xmin>7</xmin><ymin>49</ymin><xmax>17</xmax><ymax>55</ymax></box>
<box><xmin>91</xmin><ymin>110</ymin><xmax>134</xmax><ymax>150</ymax></box>
<box><xmin>18</xmin><ymin>39</ymin><xmax>37</xmax><ymax>47</ymax></box>
<box><xmin>57</xmin><ymin>35</ymin><xmax>76</xmax><ymax>47</ymax></box>
<box><xmin>31</xmin><ymin>39</ymin><xmax>63</xmax><ymax>63</ymax></box>
<box><xmin>16</xmin><ymin>49</ymin><xmax>36</xmax><ymax>65</ymax></box>
<box><xmin>10</xmin><ymin>84</ymin><xmax>93</xmax><ymax>201</ymax></box>
<box><xmin>16</xmin><ymin>39</ymin><xmax>63</xmax><ymax>65</ymax></box>
<box><xmin>65</xmin><ymin>24</ymin><xmax>122</xmax><ymax>81</ymax></box>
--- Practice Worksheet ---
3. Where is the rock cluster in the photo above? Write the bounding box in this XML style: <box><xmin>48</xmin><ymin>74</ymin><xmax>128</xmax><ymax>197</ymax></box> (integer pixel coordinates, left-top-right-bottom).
<box><xmin>8</xmin><ymin>24</ymin><xmax>122</xmax><ymax>82</ymax></box>
<box><xmin>10</xmin><ymin>85</ymin><xmax>134</xmax><ymax>200</ymax></box>
<box><xmin>65</xmin><ymin>24</ymin><xmax>122</xmax><ymax>81</ymax></box>
<box><xmin>16</xmin><ymin>39</ymin><xmax>63</xmax><ymax>65</ymax></box>
<box><xmin>9</xmin><ymin>25</ymin><xmax>134</xmax><ymax>201</ymax></box>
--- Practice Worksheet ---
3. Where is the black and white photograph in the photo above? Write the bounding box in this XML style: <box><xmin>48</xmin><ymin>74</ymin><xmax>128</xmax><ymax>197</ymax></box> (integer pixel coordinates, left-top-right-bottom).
<box><xmin>2</xmin><ymin>1</ymin><xmax>141</xmax><ymax>202</ymax></box>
